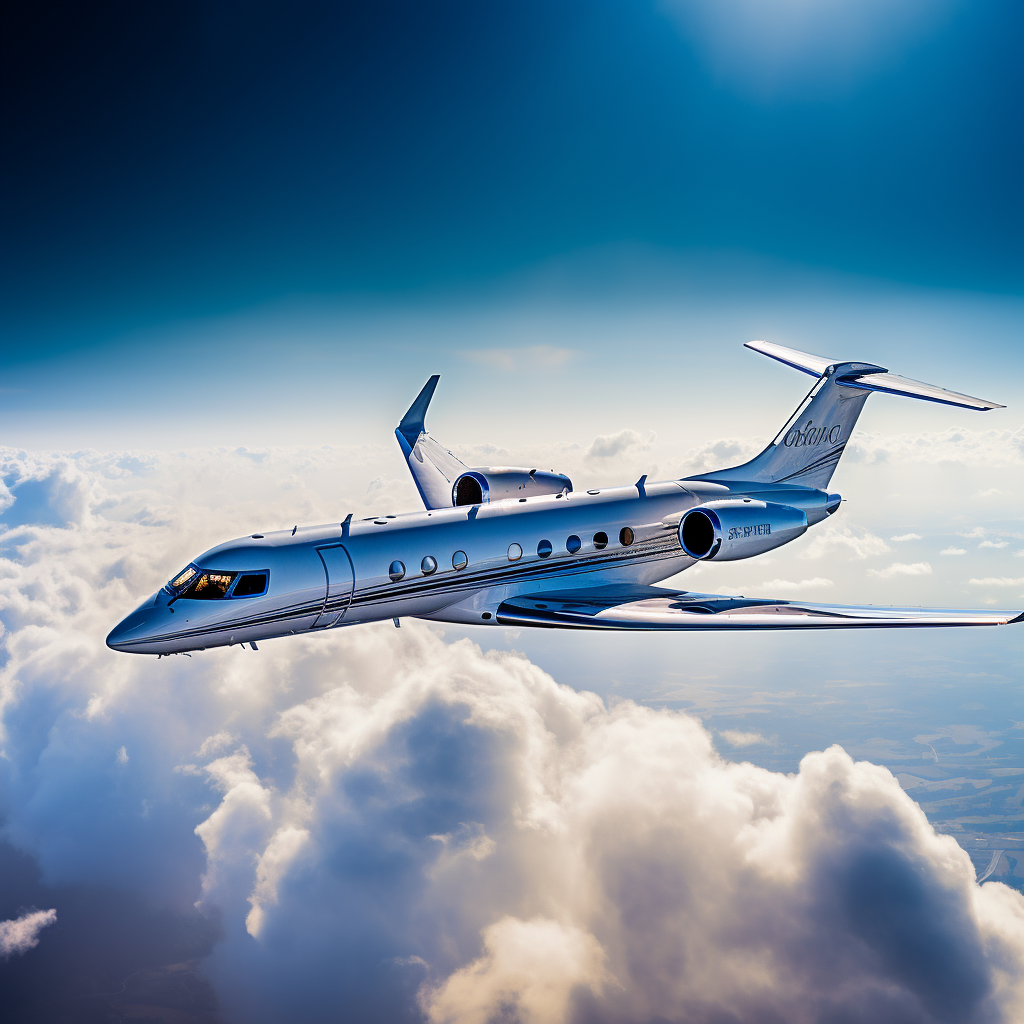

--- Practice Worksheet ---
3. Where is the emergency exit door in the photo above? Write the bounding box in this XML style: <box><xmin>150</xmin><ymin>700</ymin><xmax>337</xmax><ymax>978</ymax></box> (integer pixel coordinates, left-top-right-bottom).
<box><xmin>312</xmin><ymin>545</ymin><xmax>354</xmax><ymax>629</ymax></box>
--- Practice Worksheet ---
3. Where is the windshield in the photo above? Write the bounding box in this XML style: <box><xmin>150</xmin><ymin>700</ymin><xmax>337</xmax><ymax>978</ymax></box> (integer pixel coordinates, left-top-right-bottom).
<box><xmin>183</xmin><ymin>572</ymin><xmax>235</xmax><ymax>599</ymax></box>
<box><xmin>165</xmin><ymin>564</ymin><xmax>269</xmax><ymax>600</ymax></box>
<box><xmin>165</xmin><ymin>565</ymin><xmax>199</xmax><ymax>595</ymax></box>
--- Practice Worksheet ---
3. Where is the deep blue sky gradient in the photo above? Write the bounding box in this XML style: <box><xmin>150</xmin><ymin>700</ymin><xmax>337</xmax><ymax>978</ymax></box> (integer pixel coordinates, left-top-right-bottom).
<box><xmin>2</xmin><ymin>0</ymin><xmax>1022</xmax><ymax>361</ymax></box>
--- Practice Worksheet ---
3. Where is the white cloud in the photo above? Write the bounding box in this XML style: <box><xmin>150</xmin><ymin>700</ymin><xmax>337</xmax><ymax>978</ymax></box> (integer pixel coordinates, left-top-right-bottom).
<box><xmin>681</xmin><ymin>437</ymin><xmax>763</xmax><ymax>476</ymax></box>
<box><xmin>422</xmin><ymin>917</ymin><xmax>608</xmax><ymax>1024</ymax></box>
<box><xmin>197</xmin><ymin>731</ymin><xmax>238</xmax><ymax>758</ymax></box>
<box><xmin>719</xmin><ymin>729</ymin><xmax>770</xmax><ymax>747</ymax></box>
<box><xmin>679</xmin><ymin>426</ymin><xmax>1024</xmax><ymax>484</ymax></box>
<box><xmin>116</xmin><ymin>745</ymin><xmax>129</xmax><ymax>764</ymax></box>
<box><xmin>869</xmin><ymin>562</ymin><xmax>933</xmax><ymax>579</ymax></box>
<box><xmin>2</xmin><ymin>445</ymin><xmax>1024</xmax><ymax>1023</ymax></box>
<box><xmin>246</xmin><ymin>825</ymin><xmax>311</xmax><ymax>938</ymax></box>
<box><xmin>959</xmin><ymin>527</ymin><xmax>987</xmax><ymax>539</ymax></box>
<box><xmin>968</xmin><ymin>578</ymin><xmax>1024</xmax><ymax>588</ymax></box>
<box><xmin>890</xmin><ymin>533</ymin><xmax>922</xmax><ymax>542</ymax></box>
<box><xmin>940</xmin><ymin>547</ymin><xmax>967</xmax><ymax>556</ymax></box>
<box><xmin>980</xmin><ymin>540</ymin><xmax>1010</xmax><ymax>550</ymax></box>
<box><xmin>846</xmin><ymin>427</ymin><xmax>1024</xmax><ymax>468</ymax></box>
<box><xmin>458</xmin><ymin>345</ymin><xmax>575</xmax><ymax>372</ymax></box>
<box><xmin>797</xmin><ymin>522</ymin><xmax>890</xmax><ymax>562</ymax></box>
<box><xmin>586</xmin><ymin>429</ymin><xmax>655</xmax><ymax>460</ymax></box>
<box><xmin>0</xmin><ymin>908</ymin><xmax>57</xmax><ymax>959</ymax></box>
<box><xmin>750</xmin><ymin>577</ymin><xmax>833</xmax><ymax>593</ymax></box>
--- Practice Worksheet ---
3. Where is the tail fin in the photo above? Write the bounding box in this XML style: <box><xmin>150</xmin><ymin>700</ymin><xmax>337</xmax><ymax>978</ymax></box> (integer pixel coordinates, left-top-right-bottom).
<box><xmin>697</xmin><ymin>341</ymin><xmax>1004</xmax><ymax>489</ymax></box>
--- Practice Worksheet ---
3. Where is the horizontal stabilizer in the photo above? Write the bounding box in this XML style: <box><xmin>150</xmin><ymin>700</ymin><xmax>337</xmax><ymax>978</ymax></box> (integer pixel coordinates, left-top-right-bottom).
<box><xmin>495</xmin><ymin>586</ymin><xmax>1021</xmax><ymax>631</ymax></box>
<box><xmin>835</xmin><ymin>371</ymin><xmax>1004</xmax><ymax>411</ymax></box>
<box><xmin>745</xmin><ymin>339</ymin><xmax>1004</xmax><ymax>410</ymax></box>
<box><xmin>744</xmin><ymin>340</ymin><xmax>838</xmax><ymax>377</ymax></box>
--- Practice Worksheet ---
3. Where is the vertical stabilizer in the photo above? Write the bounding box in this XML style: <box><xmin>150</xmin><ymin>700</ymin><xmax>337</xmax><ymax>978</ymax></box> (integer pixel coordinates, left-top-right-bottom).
<box><xmin>704</xmin><ymin>367</ymin><xmax>873</xmax><ymax>488</ymax></box>
<box><xmin>695</xmin><ymin>341</ymin><xmax>1002</xmax><ymax>489</ymax></box>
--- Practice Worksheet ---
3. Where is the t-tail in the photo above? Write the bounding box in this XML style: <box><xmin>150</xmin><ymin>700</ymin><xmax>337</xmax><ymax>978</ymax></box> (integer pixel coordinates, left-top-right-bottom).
<box><xmin>696</xmin><ymin>340</ymin><xmax>1004</xmax><ymax>489</ymax></box>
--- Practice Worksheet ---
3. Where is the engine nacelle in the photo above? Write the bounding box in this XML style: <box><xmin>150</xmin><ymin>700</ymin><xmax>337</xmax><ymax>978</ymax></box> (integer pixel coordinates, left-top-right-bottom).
<box><xmin>678</xmin><ymin>499</ymin><xmax>807</xmax><ymax>561</ymax></box>
<box><xmin>452</xmin><ymin>467</ymin><xmax>573</xmax><ymax>505</ymax></box>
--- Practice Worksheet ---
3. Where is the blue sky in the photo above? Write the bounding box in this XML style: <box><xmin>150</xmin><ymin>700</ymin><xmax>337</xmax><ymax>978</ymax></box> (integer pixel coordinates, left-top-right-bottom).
<box><xmin>2</xmin><ymin>1</ymin><xmax>1021</xmax><ymax>360</ymax></box>
<box><xmin>2</xmin><ymin>3</ymin><xmax>1023</xmax><ymax>1023</ymax></box>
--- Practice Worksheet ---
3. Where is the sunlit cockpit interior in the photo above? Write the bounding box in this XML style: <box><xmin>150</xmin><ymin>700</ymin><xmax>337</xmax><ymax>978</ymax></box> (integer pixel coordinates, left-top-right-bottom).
<box><xmin>164</xmin><ymin>565</ymin><xmax>268</xmax><ymax>600</ymax></box>
<box><xmin>166</xmin><ymin>566</ymin><xmax>198</xmax><ymax>593</ymax></box>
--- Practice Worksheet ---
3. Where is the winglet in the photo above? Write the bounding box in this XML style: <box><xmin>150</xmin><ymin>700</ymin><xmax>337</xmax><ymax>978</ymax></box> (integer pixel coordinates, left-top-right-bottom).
<box><xmin>397</xmin><ymin>375</ymin><xmax>440</xmax><ymax>450</ymax></box>
<box><xmin>394</xmin><ymin>376</ymin><xmax>468</xmax><ymax>509</ymax></box>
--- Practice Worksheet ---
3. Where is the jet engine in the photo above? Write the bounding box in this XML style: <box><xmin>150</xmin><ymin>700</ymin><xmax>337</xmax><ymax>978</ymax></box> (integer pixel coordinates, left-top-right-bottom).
<box><xmin>452</xmin><ymin>468</ymin><xmax>573</xmax><ymax>505</ymax></box>
<box><xmin>678</xmin><ymin>499</ymin><xmax>807</xmax><ymax>561</ymax></box>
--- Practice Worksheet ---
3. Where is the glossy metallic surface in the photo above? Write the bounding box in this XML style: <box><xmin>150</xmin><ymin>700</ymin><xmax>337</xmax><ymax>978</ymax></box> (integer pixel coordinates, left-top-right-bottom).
<box><xmin>107</xmin><ymin>342</ymin><xmax>1019</xmax><ymax>655</ymax></box>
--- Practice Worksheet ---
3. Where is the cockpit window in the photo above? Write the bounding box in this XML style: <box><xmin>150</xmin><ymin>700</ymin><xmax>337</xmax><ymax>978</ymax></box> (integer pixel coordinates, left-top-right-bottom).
<box><xmin>232</xmin><ymin>572</ymin><xmax>268</xmax><ymax>597</ymax></box>
<box><xmin>165</xmin><ymin>565</ymin><xmax>199</xmax><ymax>595</ymax></box>
<box><xmin>181</xmin><ymin>572</ymin><xmax>236</xmax><ymax>600</ymax></box>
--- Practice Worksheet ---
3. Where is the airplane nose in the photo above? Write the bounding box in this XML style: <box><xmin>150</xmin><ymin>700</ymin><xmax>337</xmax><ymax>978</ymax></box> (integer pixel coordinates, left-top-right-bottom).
<box><xmin>106</xmin><ymin>602</ymin><xmax>158</xmax><ymax>652</ymax></box>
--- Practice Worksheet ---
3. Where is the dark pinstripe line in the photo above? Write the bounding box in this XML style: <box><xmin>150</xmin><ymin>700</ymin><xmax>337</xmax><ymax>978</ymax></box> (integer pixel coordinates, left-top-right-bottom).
<box><xmin>130</xmin><ymin>537</ymin><xmax>688</xmax><ymax>645</ymax></box>
<box><xmin>773</xmin><ymin>444</ymin><xmax>844</xmax><ymax>483</ymax></box>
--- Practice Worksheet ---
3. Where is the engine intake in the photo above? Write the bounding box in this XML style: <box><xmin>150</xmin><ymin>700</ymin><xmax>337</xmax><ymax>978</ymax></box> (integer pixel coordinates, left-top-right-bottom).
<box><xmin>452</xmin><ymin>468</ymin><xmax>573</xmax><ymax>506</ymax></box>
<box><xmin>678</xmin><ymin>500</ymin><xmax>807</xmax><ymax>561</ymax></box>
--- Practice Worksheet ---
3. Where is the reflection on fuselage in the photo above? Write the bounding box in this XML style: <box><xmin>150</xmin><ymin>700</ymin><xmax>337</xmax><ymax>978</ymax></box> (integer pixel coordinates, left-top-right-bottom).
<box><xmin>106</xmin><ymin>479</ymin><xmax>833</xmax><ymax>655</ymax></box>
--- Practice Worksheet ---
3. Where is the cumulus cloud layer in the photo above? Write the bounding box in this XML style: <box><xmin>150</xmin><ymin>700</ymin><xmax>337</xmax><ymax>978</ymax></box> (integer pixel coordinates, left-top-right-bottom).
<box><xmin>869</xmin><ymin>562</ymin><xmax>933</xmax><ymax>579</ymax></box>
<box><xmin>586</xmin><ymin>429</ymin><xmax>655</xmax><ymax>461</ymax></box>
<box><xmin>186</xmin><ymin>624</ymin><xmax>1024</xmax><ymax>1024</ymax></box>
<box><xmin>2</xmin><ymin>445</ymin><xmax>1024</xmax><ymax>1023</ymax></box>
<box><xmin>0</xmin><ymin>908</ymin><xmax>57</xmax><ymax>959</ymax></box>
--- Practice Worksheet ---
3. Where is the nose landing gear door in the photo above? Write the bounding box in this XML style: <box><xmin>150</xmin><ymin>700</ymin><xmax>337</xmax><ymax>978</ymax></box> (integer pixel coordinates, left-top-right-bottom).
<box><xmin>312</xmin><ymin>545</ymin><xmax>355</xmax><ymax>629</ymax></box>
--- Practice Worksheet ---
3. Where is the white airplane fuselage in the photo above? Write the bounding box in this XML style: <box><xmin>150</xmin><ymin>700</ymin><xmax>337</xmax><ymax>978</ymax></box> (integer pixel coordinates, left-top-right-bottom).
<box><xmin>107</xmin><ymin>340</ymin><xmax>1018</xmax><ymax>654</ymax></box>
<box><xmin>107</xmin><ymin>479</ymin><xmax>834</xmax><ymax>655</ymax></box>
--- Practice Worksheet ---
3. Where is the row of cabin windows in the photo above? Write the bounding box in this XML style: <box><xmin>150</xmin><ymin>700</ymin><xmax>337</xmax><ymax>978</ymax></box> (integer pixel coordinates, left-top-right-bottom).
<box><xmin>390</xmin><ymin>550</ymin><xmax>468</xmax><ymax>583</ymax></box>
<box><xmin>509</xmin><ymin>529</ymin><xmax>631</xmax><ymax>561</ymax></box>
<box><xmin>387</xmin><ymin>529</ymin><xmax>634</xmax><ymax>582</ymax></box>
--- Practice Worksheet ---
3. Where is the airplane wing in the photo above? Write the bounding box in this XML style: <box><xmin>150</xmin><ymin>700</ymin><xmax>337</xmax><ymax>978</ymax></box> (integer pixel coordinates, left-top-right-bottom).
<box><xmin>495</xmin><ymin>585</ymin><xmax>1022</xmax><ymax>631</ymax></box>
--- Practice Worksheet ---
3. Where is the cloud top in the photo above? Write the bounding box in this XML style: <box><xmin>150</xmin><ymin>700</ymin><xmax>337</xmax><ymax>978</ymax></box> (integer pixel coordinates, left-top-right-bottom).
<box><xmin>2</xmin><ymin>443</ymin><xmax>1024</xmax><ymax>1022</ymax></box>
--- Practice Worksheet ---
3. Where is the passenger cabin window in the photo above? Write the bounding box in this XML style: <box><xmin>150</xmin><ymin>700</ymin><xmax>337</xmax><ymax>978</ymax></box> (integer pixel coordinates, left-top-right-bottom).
<box><xmin>508</xmin><ymin>543</ymin><xmax>523</xmax><ymax>562</ymax></box>
<box><xmin>593</xmin><ymin>532</ymin><xmax>608</xmax><ymax>549</ymax></box>
<box><xmin>452</xmin><ymin>550</ymin><xmax>468</xmax><ymax>570</ymax></box>
<box><xmin>566</xmin><ymin>535</ymin><xmax>582</xmax><ymax>554</ymax></box>
<box><xmin>537</xmin><ymin>539</ymin><xmax>552</xmax><ymax>558</ymax></box>
<box><xmin>233</xmin><ymin>573</ymin><xmax>268</xmax><ymax>597</ymax></box>
<box><xmin>619</xmin><ymin>527</ymin><xmax>634</xmax><ymax>546</ymax></box>
<box><xmin>182</xmin><ymin>572</ymin><xmax>235</xmax><ymax>600</ymax></box>
<box><xmin>389</xmin><ymin>560</ymin><xmax>406</xmax><ymax>582</ymax></box>
<box><xmin>421</xmin><ymin>555</ymin><xmax>437</xmax><ymax>575</ymax></box>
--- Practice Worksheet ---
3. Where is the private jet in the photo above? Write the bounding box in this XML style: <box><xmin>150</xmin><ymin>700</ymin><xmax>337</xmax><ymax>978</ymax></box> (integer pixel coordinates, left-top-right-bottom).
<box><xmin>107</xmin><ymin>341</ymin><xmax>1021</xmax><ymax>654</ymax></box>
